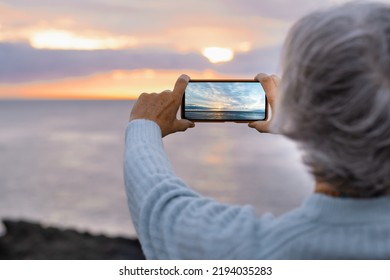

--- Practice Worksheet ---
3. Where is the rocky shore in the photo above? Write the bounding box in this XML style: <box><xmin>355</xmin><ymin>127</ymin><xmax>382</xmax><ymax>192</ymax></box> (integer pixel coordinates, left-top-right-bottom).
<box><xmin>0</xmin><ymin>220</ymin><xmax>145</xmax><ymax>260</ymax></box>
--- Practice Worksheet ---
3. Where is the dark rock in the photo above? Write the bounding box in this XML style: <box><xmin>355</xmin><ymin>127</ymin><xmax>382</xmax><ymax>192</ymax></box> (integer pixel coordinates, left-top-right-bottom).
<box><xmin>0</xmin><ymin>219</ymin><xmax>145</xmax><ymax>260</ymax></box>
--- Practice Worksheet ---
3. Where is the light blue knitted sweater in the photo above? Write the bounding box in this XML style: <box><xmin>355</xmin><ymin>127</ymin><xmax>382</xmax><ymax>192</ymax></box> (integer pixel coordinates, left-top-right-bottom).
<box><xmin>124</xmin><ymin>120</ymin><xmax>390</xmax><ymax>259</ymax></box>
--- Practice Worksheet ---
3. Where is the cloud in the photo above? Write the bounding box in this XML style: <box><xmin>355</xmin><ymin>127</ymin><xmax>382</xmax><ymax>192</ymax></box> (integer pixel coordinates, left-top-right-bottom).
<box><xmin>219</xmin><ymin>0</ymin><xmax>322</xmax><ymax>20</ymax></box>
<box><xmin>2</xmin><ymin>0</ymin><xmax>350</xmax><ymax>91</ymax></box>
<box><xmin>0</xmin><ymin>1</ymin><xmax>289</xmax><ymax>52</ymax></box>
<box><xmin>1</xmin><ymin>0</ymin><xmax>286</xmax><ymax>87</ymax></box>
<box><xmin>0</xmin><ymin>42</ymin><xmax>280</xmax><ymax>83</ymax></box>
<box><xmin>0</xmin><ymin>42</ymin><xmax>210</xmax><ymax>83</ymax></box>
<box><xmin>216</xmin><ymin>46</ymin><xmax>283</xmax><ymax>75</ymax></box>
<box><xmin>218</xmin><ymin>0</ymin><xmax>382</xmax><ymax>20</ymax></box>
<box><xmin>2</xmin><ymin>0</ymin><xmax>378</xmax><ymax>98</ymax></box>
<box><xmin>2</xmin><ymin>0</ymin><xmax>383</xmax><ymax>54</ymax></box>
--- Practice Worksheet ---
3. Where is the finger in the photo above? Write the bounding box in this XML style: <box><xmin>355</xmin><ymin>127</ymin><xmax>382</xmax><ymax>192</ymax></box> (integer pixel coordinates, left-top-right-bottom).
<box><xmin>248</xmin><ymin>121</ymin><xmax>269</xmax><ymax>133</ymax></box>
<box><xmin>255</xmin><ymin>73</ymin><xmax>277</xmax><ymax>102</ymax></box>
<box><xmin>173</xmin><ymin>74</ymin><xmax>190</xmax><ymax>101</ymax></box>
<box><xmin>270</xmin><ymin>74</ymin><xmax>280</xmax><ymax>88</ymax></box>
<box><xmin>162</xmin><ymin>89</ymin><xmax>172</xmax><ymax>93</ymax></box>
<box><xmin>173</xmin><ymin>119</ymin><xmax>195</xmax><ymax>132</ymax></box>
<box><xmin>255</xmin><ymin>73</ymin><xmax>278</xmax><ymax>113</ymax></box>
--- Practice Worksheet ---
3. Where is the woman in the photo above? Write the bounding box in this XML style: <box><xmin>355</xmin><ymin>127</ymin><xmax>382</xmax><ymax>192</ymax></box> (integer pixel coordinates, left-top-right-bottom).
<box><xmin>124</xmin><ymin>2</ymin><xmax>390</xmax><ymax>259</ymax></box>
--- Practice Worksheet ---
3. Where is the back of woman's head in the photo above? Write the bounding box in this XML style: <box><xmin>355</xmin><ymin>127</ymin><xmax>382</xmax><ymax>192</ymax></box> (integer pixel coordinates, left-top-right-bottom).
<box><xmin>274</xmin><ymin>2</ymin><xmax>390</xmax><ymax>197</ymax></box>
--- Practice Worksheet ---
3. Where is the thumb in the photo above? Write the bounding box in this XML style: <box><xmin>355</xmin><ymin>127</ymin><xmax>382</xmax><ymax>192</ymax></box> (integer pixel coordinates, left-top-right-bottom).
<box><xmin>173</xmin><ymin>119</ymin><xmax>195</xmax><ymax>132</ymax></box>
<box><xmin>248</xmin><ymin>121</ymin><xmax>269</xmax><ymax>133</ymax></box>
<box><xmin>173</xmin><ymin>74</ymin><xmax>190</xmax><ymax>101</ymax></box>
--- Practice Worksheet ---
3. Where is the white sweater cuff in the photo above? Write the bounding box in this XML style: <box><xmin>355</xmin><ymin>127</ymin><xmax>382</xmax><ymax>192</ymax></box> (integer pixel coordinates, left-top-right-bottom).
<box><xmin>125</xmin><ymin>119</ymin><xmax>163</xmax><ymax>147</ymax></box>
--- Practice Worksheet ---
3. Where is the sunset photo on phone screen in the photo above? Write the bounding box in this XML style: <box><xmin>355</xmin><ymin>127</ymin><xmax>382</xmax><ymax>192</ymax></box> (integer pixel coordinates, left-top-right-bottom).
<box><xmin>185</xmin><ymin>82</ymin><xmax>266</xmax><ymax>120</ymax></box>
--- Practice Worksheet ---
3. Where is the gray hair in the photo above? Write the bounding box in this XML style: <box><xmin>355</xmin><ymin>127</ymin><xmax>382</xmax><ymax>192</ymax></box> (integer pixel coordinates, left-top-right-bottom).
<box><xmin>273</xmin><ymin>2</ymin><xmax>390</xmax><ymax>196</ymax></box>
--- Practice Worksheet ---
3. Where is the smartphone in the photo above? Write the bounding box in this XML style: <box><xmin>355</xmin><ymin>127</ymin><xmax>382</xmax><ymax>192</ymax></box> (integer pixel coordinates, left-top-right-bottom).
<box><xmin>181</xmin><ymin>79</ymin><xmax>267</xmax><ymax>122</ymax></box>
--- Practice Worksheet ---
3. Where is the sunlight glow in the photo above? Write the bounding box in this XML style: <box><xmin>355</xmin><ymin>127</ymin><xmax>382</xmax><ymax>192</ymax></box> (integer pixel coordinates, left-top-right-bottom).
<box><xmin>212</xmin><ymin>103</ymin><xmax>226</xmax><ymax>110</ymax></box>
<box><xmin>0</xmin><ymin>69</ymin><xmax>234</xmax><ymax>100</ymax></box>
<box><xmin>30</xmin><ymin>30</ymin><xmax>137</xmax><ymax>50</ymax></box>
<box><xmin>202</xmin><ymin>47</ymin><xmax>234</xmax><ymax>63</ymax></box>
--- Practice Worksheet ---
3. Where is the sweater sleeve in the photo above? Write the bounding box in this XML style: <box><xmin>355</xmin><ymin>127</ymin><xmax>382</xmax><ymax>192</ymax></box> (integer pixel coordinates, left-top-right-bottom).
<box><xmin>124</xmin><ymin>119</ymin><xmax>261</xmax><ymax>259</ymax></box>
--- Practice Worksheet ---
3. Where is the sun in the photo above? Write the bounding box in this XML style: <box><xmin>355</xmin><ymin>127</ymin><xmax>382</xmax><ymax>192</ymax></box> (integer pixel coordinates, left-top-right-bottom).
<box><xmin>202</xmin><ymin>47</ymin><xmax>234</xmax><ymax>63</ymax></box>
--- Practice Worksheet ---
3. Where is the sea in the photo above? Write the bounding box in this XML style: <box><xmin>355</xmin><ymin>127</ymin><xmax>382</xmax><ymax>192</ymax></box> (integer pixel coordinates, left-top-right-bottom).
<box><xmin>0</xmin><ymin>100</ymin><xmax>314</xmax><ymax>238</ymax></box>
<box><xmin>185</xmin><ymin>110</ymin><xmax>266</xmax><ymax>121</ymax></box>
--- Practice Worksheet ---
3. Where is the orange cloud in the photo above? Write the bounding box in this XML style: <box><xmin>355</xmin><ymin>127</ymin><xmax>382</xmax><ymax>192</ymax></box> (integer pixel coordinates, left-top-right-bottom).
<box><xmin>0</xmin><ymin>69</ymin><xmax>239</xmax><ymax>99</ymax></box>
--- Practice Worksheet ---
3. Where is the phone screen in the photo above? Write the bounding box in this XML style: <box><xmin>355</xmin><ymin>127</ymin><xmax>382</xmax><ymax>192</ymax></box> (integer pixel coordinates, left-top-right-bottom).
<box><xmin>182</xmin><ymin>80</ymin><xmax>267</xmax><ymax>121</ymax></box>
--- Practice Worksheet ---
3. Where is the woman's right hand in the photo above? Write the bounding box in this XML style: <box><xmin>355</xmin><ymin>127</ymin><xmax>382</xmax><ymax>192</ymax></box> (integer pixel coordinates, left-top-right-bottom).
<box><xmin>248</xmin><ymin>73</ymin><xmax>279</xmax><ymax>133</ymax></box>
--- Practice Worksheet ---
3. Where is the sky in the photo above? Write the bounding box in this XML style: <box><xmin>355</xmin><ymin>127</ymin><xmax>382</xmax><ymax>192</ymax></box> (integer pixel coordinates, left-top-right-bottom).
<box><xmin>185</xmin><ymin>82</ymin><xmax>265</xmax><ymax>111</ymax></box>
<box><xmin>0</xmin><ymin>0</ymin><xmax>382</xmax><ymax>99</ymax></box>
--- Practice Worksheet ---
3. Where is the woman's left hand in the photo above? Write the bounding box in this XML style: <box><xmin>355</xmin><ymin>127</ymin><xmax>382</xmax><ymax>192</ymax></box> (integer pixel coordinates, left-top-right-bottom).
<box><xmin>129</xmin><ymin>74</ymin><xmax>195</xmax><ymax>137</ymax></box>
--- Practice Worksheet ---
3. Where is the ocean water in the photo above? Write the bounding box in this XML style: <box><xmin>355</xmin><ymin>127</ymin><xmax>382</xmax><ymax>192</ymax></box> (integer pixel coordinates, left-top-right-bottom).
<box><xmin>185</xmin><ymin>110</ymin><xmax>266</xmax><ymax>121</ymax></box>
<box><xmin>0</xmin><ymin>100</ymin><xmax>314</xmax><ymax>237</ymax></box>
